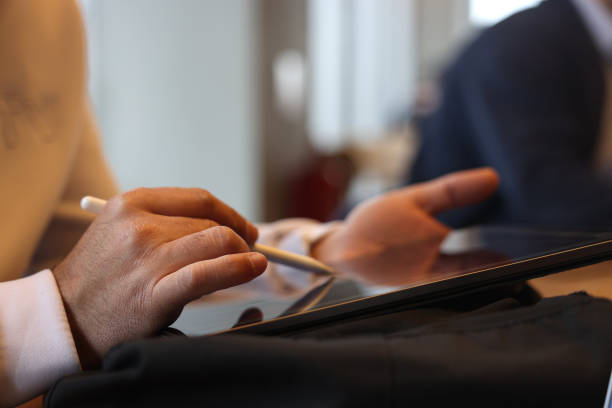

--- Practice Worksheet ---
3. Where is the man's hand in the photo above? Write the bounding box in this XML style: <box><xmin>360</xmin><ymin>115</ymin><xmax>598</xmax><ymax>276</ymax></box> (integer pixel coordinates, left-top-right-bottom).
<box><xmin>312</xmin><ymin>168</ymin><xmax>500</xmax><ymax>284</ymax></box>
<box><xmin>53</xmin><ymin>188</ymin><xmax>267</xmax><ymax>368</ymax></box>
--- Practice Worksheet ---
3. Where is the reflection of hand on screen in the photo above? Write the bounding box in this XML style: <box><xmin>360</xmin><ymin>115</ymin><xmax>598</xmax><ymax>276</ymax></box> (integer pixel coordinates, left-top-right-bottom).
<box><xmin>311</xmin><ymin>168</ymin><xmax>500</xmax><ymax>285</ymax></box>
<box><xmin>429</xmin><ymin>249</ymin><xmax>510</xmax><ymax>281</ymax></box>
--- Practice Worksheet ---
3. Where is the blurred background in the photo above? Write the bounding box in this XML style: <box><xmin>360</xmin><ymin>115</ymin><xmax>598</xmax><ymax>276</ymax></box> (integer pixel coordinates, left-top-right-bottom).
<box><xmin>78</xmin><ymin>0</ymin><xmax>539</xmax><ymax>223</ymax></box>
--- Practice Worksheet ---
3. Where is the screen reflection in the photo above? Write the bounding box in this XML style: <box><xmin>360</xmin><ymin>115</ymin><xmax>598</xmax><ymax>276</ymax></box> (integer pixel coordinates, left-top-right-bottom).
<box><xmin>173</xmin><ymin>227</ymin><xmax>610</xmax><ymax>335</ymax></box>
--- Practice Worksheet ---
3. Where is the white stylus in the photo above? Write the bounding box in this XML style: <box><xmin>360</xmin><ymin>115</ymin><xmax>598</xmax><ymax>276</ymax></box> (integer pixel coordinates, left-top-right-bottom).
<box><xmin>80</xmin><ymin>196</ymin><xmax>335</xmax><ymax>276</ymax></box>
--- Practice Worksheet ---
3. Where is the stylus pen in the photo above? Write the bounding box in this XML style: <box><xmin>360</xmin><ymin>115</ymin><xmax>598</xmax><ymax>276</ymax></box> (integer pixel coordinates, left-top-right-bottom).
<box><xmin>80</xmin><ymin>195</ymin><xmax>335</xmax><ymax>276</ymax></box>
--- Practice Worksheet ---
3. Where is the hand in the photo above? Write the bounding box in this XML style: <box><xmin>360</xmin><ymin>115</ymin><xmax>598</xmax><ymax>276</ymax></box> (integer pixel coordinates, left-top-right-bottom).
<box><xmin>53</xmin><ymin>188</ymin><xmax>267</xmax><ymax>368</ymax></box>
<box><xmin>311</xmin><ymin>168</ymin><xmax>500</xmax><ymax>285</ymax></box>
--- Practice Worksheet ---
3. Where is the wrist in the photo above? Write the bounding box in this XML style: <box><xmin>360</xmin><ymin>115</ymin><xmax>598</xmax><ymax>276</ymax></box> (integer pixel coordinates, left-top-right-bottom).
<box><xmin>53</xmin><ymin>264</ymin><xmax>101</xmax><ymax>369</ymax></box>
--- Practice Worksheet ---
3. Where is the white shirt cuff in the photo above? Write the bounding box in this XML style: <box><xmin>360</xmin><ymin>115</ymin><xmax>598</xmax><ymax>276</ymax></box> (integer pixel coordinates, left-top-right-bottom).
<box><xmin>0</xmin><ymin>270</ymin><xmax>80</xmax><ymax>407</ymax></box>
<box><xmin>257</xmin><ymin>219</ymin><xmax>342</xmax><ymax>291</ymax></box>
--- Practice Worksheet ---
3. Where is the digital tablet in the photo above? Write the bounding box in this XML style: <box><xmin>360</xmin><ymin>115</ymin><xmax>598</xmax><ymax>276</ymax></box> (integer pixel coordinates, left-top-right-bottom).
<box><xmin>172</xmin><ymin>226</ymin><xmax>612</xmax><ymax>337</ymax></box>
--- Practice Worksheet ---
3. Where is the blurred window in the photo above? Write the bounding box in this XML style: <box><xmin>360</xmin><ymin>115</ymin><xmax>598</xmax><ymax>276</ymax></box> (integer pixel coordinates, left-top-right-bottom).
<box><xmin>307</xmin><ymin>0</ymin><xmax>416</xmax><ymax>153</ymax></box>
<box><xmin>470</xmin><ymin>0</ymin><xmax>540</xmax><ymax>26</ymax></box>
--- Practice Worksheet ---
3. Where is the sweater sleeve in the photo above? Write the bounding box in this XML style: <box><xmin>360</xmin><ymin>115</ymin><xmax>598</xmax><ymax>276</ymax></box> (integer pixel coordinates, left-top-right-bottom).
<box><xmin>0</xmin><ymin>270</ymin><xmax>80</xmax><ymax>408</ymax></box>
<box><xmin>27</xmin><ymin>104</ymin><xmax>119</xmax><ymax>274</ymax></box>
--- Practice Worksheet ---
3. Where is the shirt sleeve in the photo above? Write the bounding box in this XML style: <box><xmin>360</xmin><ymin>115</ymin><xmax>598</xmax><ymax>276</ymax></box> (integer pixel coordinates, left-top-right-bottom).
<box><xmin>254</xmin><ymin>219</ymin><xmax>342</xmax><ymax>294</ymax></box>
<box><xmin>0</xmin><ymin>270</ymin><xmax>80</xmax><ymax>408</ymax></box>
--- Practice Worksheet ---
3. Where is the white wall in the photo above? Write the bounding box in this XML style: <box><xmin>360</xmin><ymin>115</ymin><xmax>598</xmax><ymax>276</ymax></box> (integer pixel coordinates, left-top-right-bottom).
<box><xmin>80</xmin><ymin>0</ymin><xmax>260</xmax><ymax>220</ymax></box>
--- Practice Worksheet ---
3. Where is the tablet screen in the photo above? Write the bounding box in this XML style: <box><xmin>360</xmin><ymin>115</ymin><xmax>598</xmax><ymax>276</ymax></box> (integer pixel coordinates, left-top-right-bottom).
<box><xmin>173</xmin><ymin>226</ymin><xmax>612</xmax><ymax>336</ymax></box>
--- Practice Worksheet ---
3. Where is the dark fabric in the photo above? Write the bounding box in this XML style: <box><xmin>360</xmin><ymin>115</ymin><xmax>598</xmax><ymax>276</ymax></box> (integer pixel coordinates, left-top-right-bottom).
<box><xmin>46</xmin><ymin>292</ymin><xmax>612</xmax><ymax>407</ymax></box>
<box><xmin>409</xmin><ymin>0</ymin><xmax>607</xmax><ymax>230</ymax></box>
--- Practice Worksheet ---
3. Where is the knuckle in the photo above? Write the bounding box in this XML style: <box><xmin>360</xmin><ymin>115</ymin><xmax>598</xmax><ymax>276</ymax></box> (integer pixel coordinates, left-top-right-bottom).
<box><xmin>107</xmin><ymin>188</ymin><xmax>148</xmax><ymax>215</ymax></box>
<box><xmin>228</xmin><ymin>254</ymin><xmax>252</xmax><ymax>272</ymax></box>
<box><xmin>106</xmin><ymin>194</ymin><xmax>129</xmax><ymax>215</ymax></box>
<box><xmin>182</xmin><ymin>264</ymin><xmax>197</xmax><ymax>289</ymax></box>
<box><xmin>124</xmin><ymin>187</ymin><xmax>150</xmax><ymax>202</ymax></box>
<box><xmin>210</xmin><ymin>226</ymin><xmax>248</xmax><ymax>253</ymax></box>
<box><xmin>125</xmin><ymin>217</ymin><xmax>158</xmax><ymax>247</ymax></box>
<box><xmin>188</xmin><ymin>263</ymin><xmax>213</xmax><ymax>291</ymax></box>
<box><xmin>173</xmin><ymin>234</ymin><xmax>200</xmax><ymax>261</ymax></box>
<box><xmin>193</xmin><ymin>188</ymin><xmax>214</xmax><ymax>213</ymax></box>
<box><xmin>222</xmin><ymin>254</ymin><xmax>259</xmax><ymax>282</ymax></box>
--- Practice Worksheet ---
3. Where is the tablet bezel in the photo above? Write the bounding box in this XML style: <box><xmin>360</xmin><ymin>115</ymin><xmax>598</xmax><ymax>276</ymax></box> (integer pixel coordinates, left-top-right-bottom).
<box><xmin>219</xmin><ymin>234</ymin><xmax>612</xmax><ymax>337</ymax></box>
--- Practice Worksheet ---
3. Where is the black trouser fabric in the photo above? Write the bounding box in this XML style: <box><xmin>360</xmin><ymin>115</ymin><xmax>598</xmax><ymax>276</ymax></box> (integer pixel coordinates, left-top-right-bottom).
<box><xmin>45</xmin><ymin>293</ymin><xmax>612</xmax><ymax>407</ymax></box>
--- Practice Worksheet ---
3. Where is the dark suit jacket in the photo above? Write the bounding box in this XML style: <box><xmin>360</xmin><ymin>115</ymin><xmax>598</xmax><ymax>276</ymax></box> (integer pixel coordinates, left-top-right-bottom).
<box><xmin>410</xmin><ymin>0</ymin><xmax>607</xmax><ymax>229</ymax></box>
<box><xmin>46</xmin><ymin>293</ymin><xmax>612</xmax><ymax>407</ymax></box>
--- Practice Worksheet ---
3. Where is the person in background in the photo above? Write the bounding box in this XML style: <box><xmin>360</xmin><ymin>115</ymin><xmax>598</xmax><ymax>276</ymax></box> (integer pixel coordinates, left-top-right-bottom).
<box><xmin>0</xmin><ymin>1</ymin><xmax>499</xmax><ymax>406</ymax></box>
<box><xmin>410</xmin><ymin>0</ymin><xmax>612</xmax><ymax>230</ymax></box>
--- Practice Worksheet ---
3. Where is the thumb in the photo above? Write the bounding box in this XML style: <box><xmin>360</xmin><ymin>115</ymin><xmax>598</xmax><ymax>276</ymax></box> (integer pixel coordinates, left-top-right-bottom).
<box><xmin>410</xmin><ymin>167</ymin><xmax>500</xmax><ymax>215</ymax></box>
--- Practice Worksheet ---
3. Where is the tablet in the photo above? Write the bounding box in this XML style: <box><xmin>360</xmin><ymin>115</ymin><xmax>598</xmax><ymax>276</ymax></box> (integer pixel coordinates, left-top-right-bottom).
<box><xmin>172</xmin><ymin>226</ymin><xmax>612</xmax><ymax>337</ymax></box>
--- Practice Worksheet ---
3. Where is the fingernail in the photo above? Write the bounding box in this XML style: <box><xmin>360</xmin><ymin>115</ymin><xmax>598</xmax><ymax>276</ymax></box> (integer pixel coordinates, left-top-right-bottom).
<box><xmin>247</xmin><ymin>252</ymin><xmax>267</xmax><ymax>274</ymax></box>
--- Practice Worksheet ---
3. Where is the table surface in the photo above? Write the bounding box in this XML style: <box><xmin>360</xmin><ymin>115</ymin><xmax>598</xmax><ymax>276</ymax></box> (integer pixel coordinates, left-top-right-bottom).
<box><xmin>530</xmin><ymin>259</ymin><xmax>612</xmax><ymax>299</ymax></box>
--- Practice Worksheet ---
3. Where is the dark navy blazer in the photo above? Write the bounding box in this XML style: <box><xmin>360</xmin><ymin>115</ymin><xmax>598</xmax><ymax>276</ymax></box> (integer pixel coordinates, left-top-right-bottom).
<box><xmin>410</xmin><ymin>0</ymin><xmax>607</xmax><ymax>229</ymax></box>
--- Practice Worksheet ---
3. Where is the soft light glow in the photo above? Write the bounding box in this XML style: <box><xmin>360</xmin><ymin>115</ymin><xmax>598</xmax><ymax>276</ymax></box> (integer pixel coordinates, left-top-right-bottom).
<box><xmin>470</xmin><ymin>0</ymin><xmax>540</xmax><ymax>26</ymax></box>
<box><xmin>273</xmin><ymin>49</ymin><xmax>306</xmax><ymax>121</ymax></box>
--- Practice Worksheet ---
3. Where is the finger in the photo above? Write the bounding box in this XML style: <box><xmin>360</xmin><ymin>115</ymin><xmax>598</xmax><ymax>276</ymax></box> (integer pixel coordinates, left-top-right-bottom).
<box><xmin>114</xmin><ymin>187</ymin><xmax>258</xmax><ymax>244</ymax></box>
<box><xmin>410</xmin><ymin>167</ymin><xmax>499</xmax><ymax>215</ymax></box>
<box><xmin>154</xmin><ymin>252</ymin><xmax>268</xmax><ymax>308</ymax></box>
<box><xmin>160</xmin><ymin>226</ymin><xmax>251</xmax><ymax>271</ymax></box>
<box><xmin>232</xmin><ymin>307</ymin><xmax>264</xmax><ymax>328</ymax></box>
<box><xmin>151</xmin><ymin>215</ymin><xmax>220</xmax><ymax>242</ymax></box>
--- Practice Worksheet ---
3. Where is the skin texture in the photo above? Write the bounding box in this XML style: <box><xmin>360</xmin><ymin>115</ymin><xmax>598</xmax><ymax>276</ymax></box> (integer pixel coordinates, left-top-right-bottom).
<box><xmin>312</xmin><ymin>168</ymin><xmax>500</xmax><ymax>281</ymax></box>
<box><xmin>52</xmin><ymin>168</ymin><xmax>499</xmax><ymax>370</ymax></box>
<box><xmin>53</xmin><ymin>187</ymin><xmax>267</xmax><ymax>368</ymax></box>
